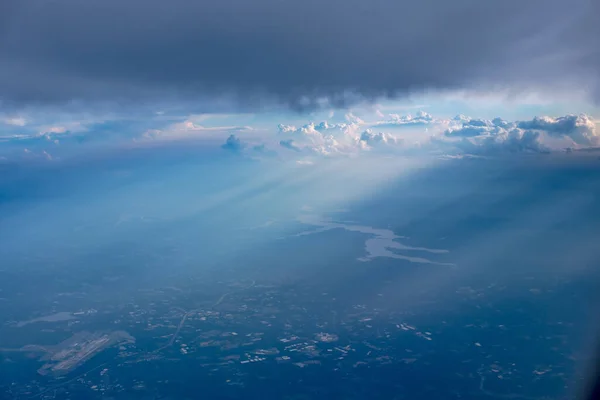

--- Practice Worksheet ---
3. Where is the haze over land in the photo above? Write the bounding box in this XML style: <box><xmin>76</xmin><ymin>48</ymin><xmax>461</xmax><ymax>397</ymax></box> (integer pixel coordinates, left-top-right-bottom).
<box><xmin>1</xmin><ymin>1</ymin><xmax>599</xmax><ymax>399</ymax></box>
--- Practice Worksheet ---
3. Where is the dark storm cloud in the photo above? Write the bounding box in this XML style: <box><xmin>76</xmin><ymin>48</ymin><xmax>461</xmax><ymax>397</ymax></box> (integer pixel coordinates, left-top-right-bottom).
<box><xmin>1</xmin><ymin>0</ymin><xmax>598</xmax><ymax>109</ymax></box>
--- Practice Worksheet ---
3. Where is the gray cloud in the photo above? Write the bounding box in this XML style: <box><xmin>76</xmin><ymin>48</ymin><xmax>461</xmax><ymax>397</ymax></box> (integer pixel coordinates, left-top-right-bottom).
<box><xmin>1</xmin><ymin>0</ymin><xmax>598</xmax><ymax>110</ymax></box>
<box><xmin>446</xmin><ymin>125</ymin><xmax>496</xmax><ymax>138</ymax></box>
<box><xmin>279</xmin><ymin>139</ymin><xmax>302</xmax><ymax>152</ymax></box>
<box><xmin>221</xmin><ymin>134</ymin><xmax>246</xmax><ymax>152</ymax></box>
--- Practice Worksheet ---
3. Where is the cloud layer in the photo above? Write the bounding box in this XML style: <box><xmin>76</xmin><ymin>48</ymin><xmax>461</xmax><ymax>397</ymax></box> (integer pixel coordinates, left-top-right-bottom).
<box><xmin>375</xmin><ymin>111</ymin><xmax>434</xmax><ymax>128</ymax></box>
<box><xmin>1</xmin><ymin>0</ymin><xmax>598</xmax><ymax>109</ymax></box>
<box><xmin>277</xmin><ymin>121</ymin><xmax>362</xmax><ymax>155</ymax></box>
<box><xmin>444</xmin><ymin>113</ymin><xmax>599</xmax><ymax>154</ymax></box>
<box><xmin>516</xmin><ymin>114</ymin><xmax>597</xmax><ymax>145</ymax></box>
<box><xmin>2</xmin><ymin>103</ymin><xmax>597</xmax><ymax>164</ymax></box>
<box><xmin>271</xmin><ymin>112</ymin><xmax>599</xmax><ymax>158</ymax></box>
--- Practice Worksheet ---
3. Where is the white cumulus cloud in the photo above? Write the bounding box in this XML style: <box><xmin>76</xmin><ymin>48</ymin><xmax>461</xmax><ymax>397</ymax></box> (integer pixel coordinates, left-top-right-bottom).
<box><xmin>375</xmin><ymin>111</ymin><xmax>434</xmax><ymax>128</ymax></box>
<box><xmin>442</xmin><ymin>113</ymin><xmax>598</xmax><ymax>154</ymax></box>
<box><xmin>516</xmin><ymin>114</ymin><xmax>598</xmax><ymax>146</ymax></box>
<box><xmin>277</xmin><ymin>121</ymin><xmax>363</xmax><ymax>155</ymax></box>
<box><xmin>359</xmin><ymin>129</ymin><xmax>400</xmax><ymax>148</ymax></box>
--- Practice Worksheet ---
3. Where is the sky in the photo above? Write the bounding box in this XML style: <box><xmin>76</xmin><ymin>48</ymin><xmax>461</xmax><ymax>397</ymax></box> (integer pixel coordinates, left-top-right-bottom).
<box><xmin>1</xmin><ymin>4</ymin><xmax>600</xmax><ymax>394</ymax></box>
<box><xmin>0</xmin><ymin>0</ymin><xmax>599</xmax><ymax>166</ymax></box>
